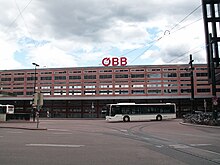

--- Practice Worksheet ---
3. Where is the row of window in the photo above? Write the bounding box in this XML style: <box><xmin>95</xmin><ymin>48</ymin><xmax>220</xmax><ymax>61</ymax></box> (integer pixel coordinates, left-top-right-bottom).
<box><xmin>1</xmin><ymin>83</ymin><xmax>211</xmax><ymax>91</ymax></box>
<box><xmin>0</xmin><ymin>67</ymin><xmax>207</xmax><ymax>76</ymax></box>
<box><xmin>14</xmin><ymin>88</ymin><xmax>212</xmax><ymax>96</ymax></box>
<box><xmin>0</xmin><ymin>72</ymin><xmax>208</xmax><ymax>81</ymax></box>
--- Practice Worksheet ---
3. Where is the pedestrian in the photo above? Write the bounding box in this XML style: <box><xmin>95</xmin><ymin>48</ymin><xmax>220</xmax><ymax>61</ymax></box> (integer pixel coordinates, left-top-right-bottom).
<box><xmin>47</xmin><ymin>110</ymin><xmax>50</xmax><ymax>118</ymax></box>
<box><xmin>33</xmin><ymin>108</ymin><xmax>36</xmax><ymax>122</ymax></box>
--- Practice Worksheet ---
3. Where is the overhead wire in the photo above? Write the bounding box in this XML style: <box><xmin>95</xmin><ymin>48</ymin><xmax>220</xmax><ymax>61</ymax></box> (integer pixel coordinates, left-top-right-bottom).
<box><xmin>5</xmin><ymin>0</ymin><xmax>33</xmax><ymax>33</ymax></box>
<box><xmin>169</xmin><ymin>4</ymin><xmax>202</xmax><ymax>32</ymax></box>
<box><xmin>15</xmin><ymin>0</ymin><xmax>38</xmax><ymax>48</ymax></box>
<box><xmin>128</xmin><ymin>4</ymin><xmax>202</xmax><ymax>64</ymax></box>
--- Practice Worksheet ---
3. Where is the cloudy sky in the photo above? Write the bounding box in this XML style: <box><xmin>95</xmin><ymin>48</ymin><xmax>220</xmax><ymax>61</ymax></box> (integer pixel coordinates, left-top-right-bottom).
<box><xmin>0</xmin><ymin>0</ymin><xmax>206</xmax><ymax>70</ymax></box>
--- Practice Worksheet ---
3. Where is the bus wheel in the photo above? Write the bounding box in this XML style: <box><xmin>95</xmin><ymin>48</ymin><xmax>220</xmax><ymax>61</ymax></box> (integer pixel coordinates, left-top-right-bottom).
<box><xmin>123</xmin><ymin>116</ymin><xmax>130</xmax><ymax>122</ymax></box>
<box><xmin>156</xmin><ymin>115</ymin><xmax>162</xmax><ymax>121</ymax></box>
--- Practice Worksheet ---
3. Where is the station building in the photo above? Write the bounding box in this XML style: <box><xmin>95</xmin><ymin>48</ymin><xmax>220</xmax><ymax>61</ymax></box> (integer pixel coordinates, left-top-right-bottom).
<box><xmin>0</xmin><ymin>64</ymin><xmax>219</xmax><ymax>118</ymax></box>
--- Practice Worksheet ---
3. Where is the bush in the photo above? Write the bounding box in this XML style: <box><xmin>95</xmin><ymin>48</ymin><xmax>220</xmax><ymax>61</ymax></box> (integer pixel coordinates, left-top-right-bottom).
<box><xmin>183</xmin><ymin>112</ymin><xmax>220</xmax><ymax>126</ymax></box>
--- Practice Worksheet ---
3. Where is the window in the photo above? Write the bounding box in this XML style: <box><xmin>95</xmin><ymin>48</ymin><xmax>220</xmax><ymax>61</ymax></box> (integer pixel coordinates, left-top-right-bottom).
<box><xmin>163</xmin><ymin>73</ymin><xmax>177</xmax><ymax>78</ymax></box>
<box><xmin>147</xmin><ymin>80</ymin><xmax>161</xmax><ymax>82</ymax></box>
<box><xmin>14</xmin><ymin>92</ymin><xmax>24</xmax><ymax>95</ymax></box>
<box><xmin>131</xmin><ymin>74</ymin><xmax>144</xmax><ymax>78</ymax></box>
<box><xmin>84</xmin><ymin>85</ymin><xmax>96</xmax><ymax>88</ymax></box>
<box><xmin>147</xmin><ymin>89</ymin><xmax>161</xmax><ymax>94</ymax></box>
<box><xmin>147</xmin><ymin>73</ymin><xmax>161</xmax><ymax>78</ymax></box>
<box><xmin>115</xmin><ymin>69</ymin><xmax>128</xmax><ymax>72</ymax></box>
<box><xmin>54</xmin><ymin>86</ymin><xmax>66</xmax><ymax>89</ymax></box>
<box><xmin>197</xmin><ymin>84</ymin><xmax>210</xmax><ymax>86</ymax></box>
<box><xmin>1</xmin><ymin>78</ymin><xmax>11</xmax><ymax>81</ymax></box>
<box><xmin>99</xmin><ymin>70</ymin><xmax>112</xmax><ymax>73</ymax></box>
<box><xmin>196</xmin><ymin>73</ymin><xmax>208</xmax><ymax>77</ymax></box>
<box><xmin>27</xmin><ymin>77</ymin><xmax>36</xmax><ymax>81</ymax></box>
<box><xmin>41</xmin><ymin>86</ymin><xmax>51</xmax><ymax>89</ymax></box>
<box><xmin>197</xmin><ymin>88</ymin><xmax>210</xmax><ymax>93</ymax></box>
<box><xmin>164</xmin><ymin>89</ymin><xmax>178</xmax><ymax>94</ymax></box>
<box><xmin>181</xmin><ymin>84</ymin><xmax>191</xmax><ymax>87</ymax></box>
<box><xmin>69</xmin><ymin>90</ymin><xmax>82</xmax><ymax>95</ymax></box>
<box><xmin>13</xmin><ymin>87</ymin><xmax>24</xmax><ymax>89</ymax></box>
<box><xmin>131</xmin><ymin>90</ymin><xmax>145</xmax><ymax>94</ymax></box>
<box><xmin>181</xmin><ymin>89</ymin><xmax>191</xmax><ymax>93</ymax></box>
<box><xmin>132</xmin><ymin>84</ymin><xmax>144</xmax><ymax>88</ymax></box>
<box><xmin>1</xmin><ymin>73</ymin><xmax>12</xmax><ymax>76</ymax></box>
<box><xmin>41</xmin><ymin>76</ymin><xmax>52</xmax><ymax>80</ymax></box>
<box><xmin>115</xmin><ymin>74</ymin><xmax>129</xmax><ymax>78</ymax></box>
<box><xmin>55</xmin><ymin>76</ymin><xmax>66</xmax><ymax>80</ymax></box>
<box><xmin>54</xmin><ymin>90</ymin><xmax>66</xmax><ymax>95</ymax></box>
<box><xmin>147</xmin><ymin>84</ymin><xmax>161</xmax><ymax>87</ymax></box>
<box><xmin>163</xmin><ymin>84</ymin><xmax>178</xmax><ymax>87</ymax></box>
<box><xmin>163</xmin><ymin>68</ymin><xmax>177</xmax><ymax>71</ymax></box>
<box><xmin>100</xmin><ymin>85</ymin><xmax>112</xmax><ymax>88</ymax></box>
<box><xmin>99</xmin><ymin>75</ymin><xmax>112</xmax><ymax>79</ymax></box>
<box><xmin>115</xmin><ymin>84</ymin><xmax>129</xmax><ymax>88</ymax></box>
<box><xmin>14</xmin><ymin>77</ymin><xmax>24</xmax><ymax>81</ymax></box>
<box><xmin>180</xmin><ymin>73</ymin><xmax>190</xmax><ymax>77</ymax></box>
<box><xmin>84</xmin><ymin>70</ymin><xmax>96</xmax><ymax>73</ymax></box>
<box><xmin>99</xmin><ymin>90</ymin><xmax>113</xmax><ymax>95</ymax></box>
<box><xmin>130</xmin><ymin>69</ymin><xmax>145</xmax><ymax>72</ymax></box>
<box><xmin>115</xmin><ymin>90</ymin><xmax>129</xmax><ymax>95</ymax></box>
<box><xmin>163</xmin><ymin>80</ymin><xmax>177</xmax><ymax>82</ymax></box>
<box><xmin>71</xmin><ymin>86</ymin><xmax>82</xmax><ymax>89</ymax></box>
<box><xmin>69</xmin><ymin>70</ymin><xmax>81</xmax><ymax>74</ymax></box>
<box><xmin>14</xmin><ymin>72</ymin><xmax>24</xmax><ymax>75</ymax></box>
<box><xmin>42</xmin><ymin>92</ymin><xmax>51</xmax><ymax>96</ymax></box>
<box><xmin>132</xmin><ymin>80</ymin><xmax>145</xmax><ymax>82</ymax></box>
<box><xmin>147</xmin><ymin>68</ymin><xmax>161</xmax><ymax>72</ymax></box>
<box><xmin>196</xmin><ymin>68</ymin><xmax>207</xmax><ymax>70</ymax></box>
<box><xmin>84</xmin><ymin>90</ymin><xmax>96</xmax><ymax>95</ymax></box>
<box><xmin>26</xmin><ymin>92</ymin><xmax>34</xmax><ymax>96</ymax></box>
<box><xmin>41</xmin><ymin>71</ymin><xmax>52</xmax><ymax>75</ymax></box>
<box><xmin>54</xmin><ymin>71</ymin><xmax>67</xmax><ymax>74</ymax></box>
<box><xmin>69</xmin><ymin>76</ymin><xmax>81</xmax><ymax>80</ymax></box>
<box><xmin>84</xmin><ymin>75</ymin><xmax>96</xmax><ymax>79</ymax></box>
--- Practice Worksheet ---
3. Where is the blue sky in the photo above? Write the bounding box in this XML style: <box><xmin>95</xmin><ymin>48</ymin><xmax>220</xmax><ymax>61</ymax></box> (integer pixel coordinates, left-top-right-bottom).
<box><xmin>0</xmin><ymin>0</ymin><xmax>206</xmax><ymax>70</ymax></box>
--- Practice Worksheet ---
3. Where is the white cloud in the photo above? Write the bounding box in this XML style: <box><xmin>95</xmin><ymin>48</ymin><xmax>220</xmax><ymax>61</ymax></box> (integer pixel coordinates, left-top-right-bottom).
<box><xmin>0</xmin><ymin>0</ymin><xmax>206</xmax><ymax>70</ymax></box>
<box><xmin>26</xmin><ymin>43</ymin><xmax>77</xmax><ymax>68</ymax></box>
<box><xmin>0</xmin><ymin>33</ymin><xmax>22</xmax><ymax>70</ymax></box>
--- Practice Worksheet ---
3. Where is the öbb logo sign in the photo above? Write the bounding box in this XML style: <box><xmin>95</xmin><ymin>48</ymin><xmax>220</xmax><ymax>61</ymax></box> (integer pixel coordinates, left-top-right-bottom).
<box><xmin>102</xmin><ymin>57</ymin><xmax>127</xmax><ymax>66</ymax></box>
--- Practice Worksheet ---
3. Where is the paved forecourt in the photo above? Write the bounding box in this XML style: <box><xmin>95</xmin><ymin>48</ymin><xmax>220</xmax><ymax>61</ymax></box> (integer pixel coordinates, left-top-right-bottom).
<box><xmin>0</xmin><ymin>119</ymin><xmax>220</xmax><ymax>165</ymax></box>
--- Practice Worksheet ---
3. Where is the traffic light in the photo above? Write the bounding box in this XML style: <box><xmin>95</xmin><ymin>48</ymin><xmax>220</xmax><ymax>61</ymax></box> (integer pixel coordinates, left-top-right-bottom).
<box><xmin>33</xmin><ymin>92</ymin><xmax>44</xmax><ymax>107</ymax></box>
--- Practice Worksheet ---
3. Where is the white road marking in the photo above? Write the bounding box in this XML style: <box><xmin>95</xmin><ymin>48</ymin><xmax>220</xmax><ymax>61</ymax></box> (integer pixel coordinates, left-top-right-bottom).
<box><xmin>52</xmin><ymin>133</ymin><xmax>73</xmax><ymax>135</ymax></box>
<box><xmin>26</xmin><ymin>144</ymin><xmax>85</xmax><ymax>148</ymax></box>
<box><xmin>7</xmin><ymin>131</ymin><xmax>23</xmax><ymax>134</ymax></box>
<box><xmin>169</xmin><ymin>144</ymin><xmax>190</xmax><ymax>149</ymax></box>
<box><xmin>0</xmin><ymin>136</ymin><xmax>3</xmax><ymax>138</ymax></box>
<box><xmin>190</xmin><ymin>144</ymin><xmax>212</xmax><ymax>147</ymax></box>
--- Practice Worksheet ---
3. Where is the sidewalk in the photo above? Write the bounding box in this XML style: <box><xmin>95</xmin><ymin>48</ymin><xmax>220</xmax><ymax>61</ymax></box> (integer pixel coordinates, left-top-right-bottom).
<box><xmin>0</xmin><ymin>121</ymin><xmax>47</xmax><ymax>130</ymax></box>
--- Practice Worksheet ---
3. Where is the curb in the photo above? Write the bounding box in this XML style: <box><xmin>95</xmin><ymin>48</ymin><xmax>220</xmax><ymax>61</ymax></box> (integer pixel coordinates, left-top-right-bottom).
<box><xmin>0</xmin><ymin>126</ymin><xmax>47</xmax><ymax>130</ymax></box>
<box><xmin>180</xmin><ymin>122</ymin><xmax>220</xmax><ymax>129</ymax></box>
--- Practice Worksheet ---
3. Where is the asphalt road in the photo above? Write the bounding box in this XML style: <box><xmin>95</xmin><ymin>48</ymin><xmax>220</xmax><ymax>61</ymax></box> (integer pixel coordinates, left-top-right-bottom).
<box><xmin>0</xmin><ymin>119</ymin><xmax>220</xmax><ymax>165</ymax></box>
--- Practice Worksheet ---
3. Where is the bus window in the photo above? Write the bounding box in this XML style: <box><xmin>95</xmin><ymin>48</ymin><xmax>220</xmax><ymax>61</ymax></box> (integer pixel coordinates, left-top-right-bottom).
<box><xmin>0</xmin><ymin>106</ymin><xmax>6</xmax><ymax>113</ymax></box>
<box><xmin>121</xmin><ymin>106</ymin><xmax>131</xmax><ymax>114</ymax></box>
<box><xmin>111</xmin><ymin>106</ymin><xmax>121</xmax><ymax>116</ymax></box>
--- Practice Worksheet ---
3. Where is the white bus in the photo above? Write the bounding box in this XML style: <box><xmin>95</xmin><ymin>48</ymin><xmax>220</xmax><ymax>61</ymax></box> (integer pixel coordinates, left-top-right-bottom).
<box><xmin>105</xmin><ymin>103</ymin><xmax>176</xmax><ymax>122</ymax></box>
<box><xmin>0</xmin><ymin>104</ymin><xmax>15</xmax><ymax>114</ymax></box>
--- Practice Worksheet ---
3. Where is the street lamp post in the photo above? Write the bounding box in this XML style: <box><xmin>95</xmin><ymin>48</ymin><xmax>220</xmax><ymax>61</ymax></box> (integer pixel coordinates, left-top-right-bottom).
<box><xmin>32</xmin><ymin>63</ymin><xmax>39</xmax><ymax>94</ymax></box>
<box><xmin>188</xmin><ymin>54</ymin><xmax>195</xmax><ymax>113</ymax></box>
<box><xmin>32</xmin><ymin>63</ymin><xmax>39</xmax><ymax>123</ymax></box>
